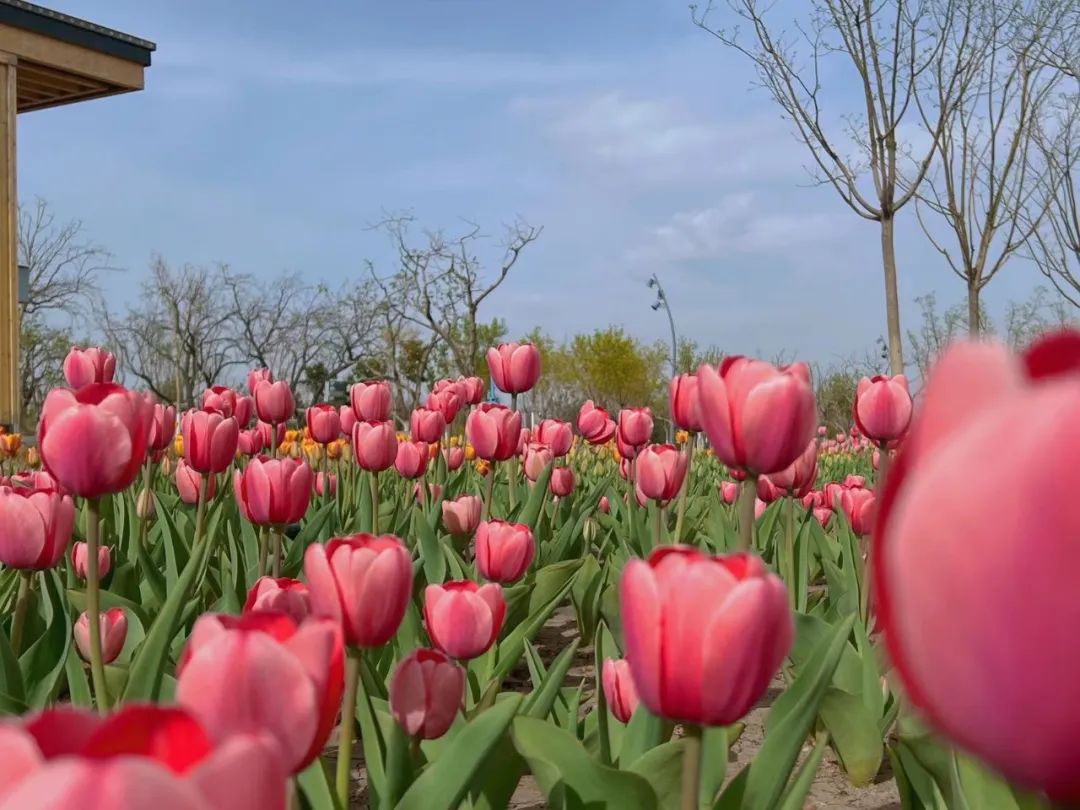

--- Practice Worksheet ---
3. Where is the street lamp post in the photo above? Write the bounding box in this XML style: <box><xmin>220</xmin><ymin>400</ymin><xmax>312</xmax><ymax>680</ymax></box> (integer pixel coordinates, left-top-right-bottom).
<box><xmin>648</xmin><ymin>273</ymin><xmax>679</xmax><ymax>440</ymax></box>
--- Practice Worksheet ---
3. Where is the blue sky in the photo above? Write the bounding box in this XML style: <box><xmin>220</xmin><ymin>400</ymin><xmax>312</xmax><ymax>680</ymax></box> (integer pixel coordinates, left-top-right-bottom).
<box><xmin>19</xmin><ymin>0</ymin><xmax>1054</xmax><ymax>368</ymax></box>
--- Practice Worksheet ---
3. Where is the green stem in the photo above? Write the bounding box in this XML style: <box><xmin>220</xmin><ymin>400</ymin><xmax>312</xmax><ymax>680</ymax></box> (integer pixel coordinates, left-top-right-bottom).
<box><xmin>337</xmin><ymin>651</ymin><xmax>361</xmax><ymax>808</ymax></box>
<box><xmin>322</xmin><ymin>443</ymin><xmax>331</xmax><ymax>509</ymax></box>
<box><xmin>673</xmin><ymin>437</ymin><xmax>693</xmax><ymax>543</ymax></box>
<box><xmin>508</xmin><ymin>393</ymin><xmax>519</xmax><ymax>509</ymax></box>
<box><xmin>10</xmin><ymin>570</ymin><xmax>32</xmax><ymax>655</ymax></box>
<box><xmin>85</xmin><ymin>497</ymin><xmax>110</xmax><ymax>714</ymax></box>
<box><xmin>482</xmin><ymin>463</ymin><xmax>495</xmax><ymax>521</ymax></box>
<box><xmin>681</xmin><ymin>724</ymin><xmax>703</xmax><ymax>810</ymax></box>
<box><xmin>271</xmin><ymin>420</ymin><xmax>278</xmax><ymax>459</ymax></box>
<box><xmin>876</xmin><ymin>445</ymin><xmax>892</xmax><ymax>491</ymax></box>
<box><xmin>193</xmin><ymin>476</ymin><xmax>209</xmax><ymax>545</ymax></box>
<box><xmin>784</xmin><ymin>496</ymin><xmax>796</xmax><ymax>609</ymax></box>
<box><xmin>257</xmin><ymin>526</ymin><xmax>269</xmax><ymax>577</ymax></box>
<box><xmin>736</xmin><ymin>477</ymin><xmax>757</xmax><ymax>551</ymax></box>
<box><xmin>652</xmin><ymin>503</ymin><xmax>663</xmax><ymax>551</ymax></box>
<box><xmin>370</xmin><ymin>471</ymin><xmax>380</xmax><ymax>534</ymax></box>
<box><xmin>272</xmin><ymin>527</ymin><xmax>283</xmax><ymax>578</ymax></box>
<box><xmin>137</xmin><ymin>460</ymin><xmax>152</xmax><ymax>555</ymax></box>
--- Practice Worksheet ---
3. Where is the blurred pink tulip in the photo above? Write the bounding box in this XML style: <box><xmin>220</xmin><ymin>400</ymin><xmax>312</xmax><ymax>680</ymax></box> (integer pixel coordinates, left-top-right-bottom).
<box><xmin>427</xmin><ymin>388</ymin><xmax>463</xmax><ymax>423</ymax></box>
<box><xmin>466</xmin><ymin>404</ymin><xmax>521</xmax><ymax>462</ymax></box>
<box><xmin>522</xmin><ymin>442</ymin><xmax>554</xmax><ymax>482</ymax></box>
<box><xmin>339</xmin><ymin>405</ymin><xmax>358</xmax><ymax>435</ymax></box>
<box><xmin>306</xmin><ymin>404</ymin><xmax>341</xmax><ymax>445</ymax></box>
<box><xmin>0</xmin><ymin>486</ymin><xmax>74</xmax><ymax>570</ymax></box>
<box><xmin>176</xmin><ymin>460</ymin><xmax>215</xmax><ymax>505</ymax></box>
<box><xmin>476</xmin><ymin>520</ymin><xmax>535</xmax><ymax>583</ymax></box>
<box><xmin>719</xmin><ymin>481</ymin><xmax>739</xmax><ymax>505</ymax></box>
<box><xmin>237</xmin><ymin>428</ymin><xmax>265</xmax><ymax>456</ymax></box>
<box><xmin>617</xmin><ymin>407</ymin><xmax>653</xmax><ymax>448</ymax></box>
<box><xmin>182</xmin><ymin>410</ymin><xmax>239</xmax><ymax>475</ymax></box>
<box><xmin>148</xmin><ymin>403</ymin><xmax>177</xmax><ymax>452</ymax></box>
<box><xmin>63</xmin><ymin>346</ymin><xmax>116</xmax><ymax>390</ymax></box>
<box><xmin>243</xmin><ymin>577</ymin><xmax>311</xmax><ymax>624</ymax></box>
<box><xmin>442</xmin><ymin>495</ymin><xmax>482</xmax><ymax>537</ymax></box>
<box><xmin>314</xmin><ymin>471</ymin><xmax>337</xmax><ymax>497</ymax></box>
<box><xmin>669</xmin><ymin>373</ymin><xmax>702</xmax><ymax>433</ymax></box>
<box><xmin>459</xmin><ymin>376</ymin><xmax>485</xmax><ymax>405</ymax></box>
<box><xmin>352</xmin><ymin>421</ymin><xmax>397</xmax><ymax>472</ymax></box>
<box><xmin>635</xmin><ymin>444</ymin><xmax>688</xmax><ymax>504</ymax></box>
<box><xmin>390</xmin><ymin>648</ymin><xmax>464</xmax><ymax>740</ymax></box>
<box><xmin>256</xmin><ymin>421</ymin><xmax>285</xmax><ymax>452</ymax></box>
<box><xmin>253</xmin><ymin>380</ymin><xmax>295</xmax><ymax>424</ymax></box>
<box><xmin>201</xmin><ymin>386</ymin><xmax>238</xmax><ymax>418</ymax></box>
<box><xmin>424</xmin><ymin>581</ymin><xmax>505</xmax><ymax>660</ymax></box>
<box><xmin>577</xmin><ymin>400</ymin><xmax>616</xmax><ymax>445</ymax></box>
<box><xmin>72</xmin><ymin>541</ymin><xmax>111</xmax><ymax>581</ymax></box>
<box><xmin>443</xmin><ymin>446</ymin><xmax>465</xmax><ymax>471</ymax></box>
<box><xmin>350</xmin><ymin>381</ymin><xmax>392</xmax><ymax>422</ymax></box>
<box><xmin>247</xmin><ymin>367</ymin><xmax>273</xmax><ymax>394</ymax></box>
<box><xmin>234</xmin><ymin>395</ymin><xmax>254</xmax><ymax>428</ymax></box>
<box><xmin>764</xmin><ymin>439</ymin><xmax>818</xmax><ymax>497</ymax></box>
<box><xmin>234</xmin><ymin>457</ymin><xmax>313</xmax><ymax>526</ymax></box>
<box><xmin>486</xmin><ymin>342</ymin><xmax>541</xmax><ymax>395</ymax></box>
<box><xmin>602</xmin><ymin>658</ymin><xmax>640</xmax><ymax>724</ymax></box>
<box><xmin>410</xmin><ymin>407</ymin><xmax>446</xmax><ymax>443</ymax></box>
<box><xmin>74</xmin><ymin>608</ymin><xmax>126</xmax><ymax>664</ymax></box>
<box><xmin>395</xmin><ymin>440</ymin><xmax>429</xmax><ymax>479</ymax></box>
<box><xmin>598</xmin><ymin>495</ymin><xmax>611</xmax><ymax>514</ymax></box>
<box><xmin>550</xmin><ymin>467</ymin><xmax>575</xmax><ymax>497</ymax></box>
<box><xmin>534</xmin><ymin>419</ymin><xmax>573</xmax><ymax>456</ymax></box>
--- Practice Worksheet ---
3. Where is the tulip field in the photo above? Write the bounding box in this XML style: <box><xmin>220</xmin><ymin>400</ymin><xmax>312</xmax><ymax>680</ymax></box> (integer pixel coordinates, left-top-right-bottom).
<box><xmin>0</xmin><ymin>336</ymin><xmax>1074</xmax><ymax>810</ymax></box>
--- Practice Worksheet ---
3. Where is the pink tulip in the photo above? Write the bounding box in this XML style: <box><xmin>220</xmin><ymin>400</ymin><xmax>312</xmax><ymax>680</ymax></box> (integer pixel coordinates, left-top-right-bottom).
<box><xmin>756</xmin><ymin>475</ymin><xmax>783</xmax><ymax>504</ymax></box>
<box><xmin>243</xmin><ymin>577</ymin><xmax>311</xmax><ymax>624</ymax></box>
<box><xmin>669</xmin><ymin>373</ymin><xmax>702</xmax><ymax>432</ymax></box>
<box><xmin>466</xmin><ymin>404</ymin><xmax>521</xmax><ymax>462</ymax></box>
<box><xmin>352</xmin><ymin>421</ymin><xmax>397</xmax><ymax>472</ymax></box>
<box><xmin>817</xmin><ymin>425</ymin><xmax>827</xmax><ymax>437</ymax></box>
<box><xmin>176</xmin><ymin>459</ymin><xmax>216</xmax><ymax>505</ymax></box>
<box><xmin>237</xmin><ymin>428</ymin><xmax>265</xmax><ymax>456</ymax></box>
<box><xmin>635</xmin><ymin>444</ymin><xmax>688</xmax><ymax>504</ymax></box>
<box><xmin>256</xmin><ymin>421</ymin><xmax>285</xmax><ymax>453</ymax></box>
<box><xmin>72</xmin><ymin>541</ymin><xmax>111</xmax><ymax>581</ymax></box>
<box><xmin>871</xmin><ymin>331</ymin><xmax>1080</xmax><ymax>801</ymax></box>
<box><xmin>304</xmin><ymin>534</ymin><xmax>412</xmax><ymax>647</ymax></box>
<box><xmin>621</xmin><ymin>546</ymin><xmax>792</xmax><ymax>726</ymax></box>
<box><xmin>0</xmin><ymin>486</ymin><xmax>74</xmax><ymax>570</ymax></box>
<box><xmin>74</xmin><ymin>608</ymin><xmax>126</xmax><ymax>664</ymax></box>
<box><xmin>410</xmin><ymin>407</ymin><xmax>445</xmax><ymax>443</ymax></box>
<box><xmin>754</xmin><ymin>498</ymin><xmax>767</xmax><ymax>519</ymax></box>
<box><xmin>839</xmin><ymin>488</ymin><xmax>875</xmax><ymax>537</ymax></box>
<box><xmin>844</xmin><ymin>474</ymin><xmax>866</xmax><ymax>489</ymax></box>
<box><xmin>253</xmin><ymin>380</ymin><xmax>295</xmax><ymax>425</ymax></box>
<box><xmin>719</xmin><ymin>481</ymin><xmax>739</xmax><ymax>505</ymax></box>
<box><xmin>390</xmin><ymin>648</ymin><xmax>464</xmax><ymax>740</ymax></box>
<box><xmin>0</xmin><ymin>704</ymin><xmax>287</xmax><ymax>810</ymax></box>
<box><xmin>617</xmin><ymin>407</ymin><xmax>653</xmax><ymax>448</ymax></box>
<box><xmin>306</xmin><ymin>404</ymin><xmax>341</xmax><ymax>445</ymax></box>
<box><xmin>63</xmin><ymin>346</ymin><xmax>116</xmax><ymax>390</ymax></box>
<box><xmin>424</xmin><ymin>581</ymin><xmax>505</xmax><ymax>660</ymax></box>
<box><xmin>764</xmin><ymin>439</ymin><xmax>818</xmax><ymax>497</ymax></box>
<box><xmin>201</xmin><ymin>386</ymin><xmax>238</xmax><ymax>418</ymax></box>
<box><xmin>578</xmin><ymin>400</ymin><xmax>616</xmax><ymax>445</ymax></box>
<box><xmin>442</xmin><ymin>495</ymin><xmax>482</xmax><ymax>537</ymax></box>
<box><xmin>416</xmin><ymin>482</ymin><xmax>442</xmax><ymax>504</ymax></box>
<box><xmin>314</xmin><ymin>472</ymin><xmax>337</xmax><ymax>497</ymax></box>
<box><xmin>177</xmin><ymin>612</ymin><xmax>343</xmax><ymax>774</ymax></box>
<box><xmin>598</xmin><ymin>495</ymin><xmax>611</xmax><ymax>514</ymax></box>
<box><xmin>486</xmin><ymin>342</ymin><xmax>541</xmax><ymax>395</ymax></box>
<box><xmin>427</xmin><ymin>388</ymin><xmax>463</xmax><ymax>423</ymax></box>
<box><xmin>443</xmin><ymin>446</ymin><xmax>465</xmax><ymax>471</ymax></box>
<box><xmin>5</xmin><ymin>470</ymin><xmax>62</xmax><ymax>493</ymax></box>
<box><xmin>234</xmin><ymin>457</ymin><xmax>313</xmax><ymax>526</ymax></box>
<box><xmin>459</xmin><ymin>376</ymin><xmax>485</xmax><ymax>405</ymax></box>
<box><xmin>534</xmin><ymin>419</ymin><xmax>573</xmax><ymax>456</ymax></box>
<box><xmin>339</xmin><ymin>405</ymin><xmax>358</xmax><ymax>436</ymax></box>
<box><xmin>234</xmin><ymin>395</ymin><xmax>254</xmax><ymax>428</ymax></box>
<box><xmin>476</xmin><ymin>520</ymin><xmax>535</xmax><ymax>583</ymax></box>
<box><xmin>38</xmin><ymin>383</ymin><xmax>155</xmax><ymax>498</ymax></box>
<box><xmin>550</xmin><ymin>467</ymin><xmax>575</xmax><ymax>497</ymax></box>
<box><xmin>697</xmin><ymin>357</ymin><xmax>816</xmax><ymax>475</ymax></box>
<box><xmin>148</xmin><ymin>403</ymin><xmax>177</xmax><ymax>452</ymax></box>
<box><xmin>802</xmin><ymin>490</ymin><xmax>824</xmax><ymax>509</ymax></box>
<box><xmin>247</xmin><ymin>367</ymin><xmax>273</xmax><ymax>394</ymax></box>
<box><xmin>395</xmin><ymin>440</ymin><xmax>429</xmax><ymax>479</ymax></box>
<box><xmin>182</xmin><ymin>410</ymin><xmax>239</xmax><ymax>475</ymax></box>
<box><xmin>350</xmin><ymin>381</ymin><xmax>392</xmax><ymax>423</ymax></box>
<box><xmin>602</xmin><ymin>658</ymin><xmax>640</xmax><ymax>723</ymax></box>
<box><xmin>522</xmin><ymin>442</ymin><xmax>554</xmax><ymax>482</ymax></box>
<box><xmin>516</xmin><ymin>427</ymin><xmax>532</xmax><ymax>455</ymax></box>
<box><xmin>813</xmin><ymin>507</ymin><xmax>832</xmax><ymax>528</ymax></box>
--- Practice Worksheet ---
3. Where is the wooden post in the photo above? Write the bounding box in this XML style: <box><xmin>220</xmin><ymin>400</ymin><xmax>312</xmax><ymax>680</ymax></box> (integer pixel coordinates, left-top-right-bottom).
<box><xmin>0</xmin><ymin>53</ymin><xmax>17</xmax><ymax>433</ymax></box>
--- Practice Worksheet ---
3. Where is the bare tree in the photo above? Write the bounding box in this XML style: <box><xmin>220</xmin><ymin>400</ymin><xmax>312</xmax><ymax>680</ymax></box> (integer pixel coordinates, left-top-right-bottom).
<box><xmin>916</xmin><ymin>0</ymin><xmax>1070</xmax><ymax>334</ymax></box>
<box><xmin>368</xmin><ymin>213</ymin><xmax>541</xmax><ymax>379</ymax></box>
<box><xmin>1031</xmin><ymin>92</ymin><xmax>1080</xmax><ymax>305</ymax></box>
<box><xmin>693</xmin><ymin>0</ymin><xmax>981</xmax><ymax>374</ymax></box>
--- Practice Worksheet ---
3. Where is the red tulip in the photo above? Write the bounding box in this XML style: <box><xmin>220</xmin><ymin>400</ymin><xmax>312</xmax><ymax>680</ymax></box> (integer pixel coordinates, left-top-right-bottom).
<box><xmin>175</xmin><ymin>460</ymin><xmax>216</xmax><ymax>505</ymax></box>
<box><xmin>233</xmin><ymin>457</ymin><xmax>313</xmax><ymax>526</ymax></box>
<box><xmin>395</xmin><ymin>440</ymin><xmax>429</xmax><ymax>479</ymax></box>
<box><xmin>306</xmin><ymin>404</ymin><xmax>341</xmax><ymax>445</ymax></box>
<box><xmin>0</xmin><ymin>486</ymin><xmax>74</xmax><ymax>570</ymax></box>
<box><xmin>314</xmin><ymin>472</ymin><xmax>337</xmax><ymax>497</ymax></box>
<box><xmin>602</xmin><ymin>658</ymin><xmax>640</xmax><ymax>723</ymax></box>
<box><xmin>442</xmin><ymin>495</ymin><xmax>482</xmax><ymax>537</ymax></box>
<box><xmin>243</xmin><ymin>577</ymin><xmax>311</xmax><ymax>624</ymax></box>
<box><xmin>339</xmin><ymin>405</ymin><xmax>358</xmax><ymax>436</ymax></box>
<box><xmin>669</xmin><ymin>373</ymin><xmax>702</xmax><ymax>432</ymax></box>
<box><xmin>459</xmin><ymin>376</ymin><xmax>485</xmax><ymax>405</ymax></box>
<box><xmin>74</xmin><ymin>608</ymin><xmax>126</xmax><ymax>664</ymax></box>
<box><xmin>755</xmin><ymin>475</ymin><xmax>783</xmax><ymax>503</ymax></box>
<box><xmin>148</xmin><ymin>403</ymin><xmax>177</xmax><ymax>452</ymax></box>
<box><xmin>443</xmin><ymin>446</ymin><xmax>465</xmax><ymax>470</ymax></box>
<box><xmin>304</xmin><ymin>534</ymin><xmax>412</xmax><ymax>647</ymax></box>
<box><xmin>201</xmin><ymin>386</ymin><xmax>238</xmax><ymax>417</ymax></box>
<box><xmin>234</xmin><ymin>395</ymin><xmax>255</xmax><ymax>428</ymax></box>
<box><xmin>764</xmin><ymin>438</ymin><xmax>818</xmax><ymax>497</ymax></box>
<box><xmin>182</xmin><ymin>410</ymin><xmax>239</xmax><ymax>475</ymax></box>
<box><xmin>486</xmin><ymin>342</ymin><xmax>541</xmax><ymax>395</ymax></box>
<box><xmin>0</xmin><ymin>704</ymin><xmax>287</xmax><ymax>810</ymax></box>
<box><xmin>256</xmin><ymin>421</ymin><xmax>285</xmax><ymax>453</ymax></box>
<box><xmin>534</xmin><ymin>419</ymin><xmax>573</xmax><ymax>456</ymax></box>
<box><xmin>719</xmin><ymin>481</ymin><xmax>739</xmax><ymax>505</ymax></box>
<box><xmin>253</xmin><ymin>380</ymin><xmax>295</xmax><ymax>424</ymax></box>
<box><xmin>247</xmin><ymin>367</ymin><xmax>273</xmax><ymax>394</ymax></box>
<box><xmin>72</xmin><ymin>541</ymin><xmax>111</xmax><ymax>580</ymax></box>
<box><xmin>698</xmin><ymin>357</ymin><xmax>816</xmax><ymax>475</ymax></box>
<box><xmin>424</xmin><ymin>581</ymin><xmax>505</xmax><ymax>660</ymax></box>
<box><xmin>38</xmin><ymin>383</ymin><xmax>155</xmax><ymax>498</ymax></box>
<box><xmin>63</xmin><ymin>346</ymin><xmax>116</xmax><ymax>390</ymax></box>
<box><xmin>476</xmin><ymin>520</ymin><xmax>535</xmax><ymax>583</ymax></box>
<box><xmin>352</xmin><ymin>421</ymin><xmax>397</xmax><ymax>472</ymax></box>
<box><xmin>466</xmin><ymin>404</ymin><xmax>521</xmax><ymax>462</ymax></box>
<box><xmin>390</xmin><ymin>648</ymin><xmax>464</xmax><ymax>740</ymax></box>
<box><xmin>427</xmin><ymin>388</ymin><xmax>463</xmax><ymax>423</ymax></box>
<box><xmin>522</xmin><ymin>442</ymin><xmax>553</xmax><ymax>482</ymax></box>
<box><xmin>550</xmin><ymin>467</ymin><xmax>575</xmax><ymax>497</ymax></box>
<box><xmin>410</xmin><ymin>407</ymin><xmax>445</xmax><ymax>443</ymax></box>
<box><xmin>237</xmin><ymin>428</ymin><xmax>265</xmax><ymax>456</ymax></box>
<box><xmin>621</xmin><ymin>546</ymin><xmax>792</xmax><ymax>726</ymax></box>
<box><xmin>617</xmin><ymin>407</ymin><xmax>653</xmax><ymax>448</ymax></box>
<box><xmin>578</xmin><ymin>400</ymin><xmax>616</xmax><ymax>445</ymax></box>
<box><xmin>350</xmin><ymin>381</ymin><xmax>392</xmax><ymax>422</ymax></box>
<box><xmin>635</xmin><ymin>444</ymin><xmax>688</xmax><ymax>504</ymax></box>
<box><xmin>177</xmin><ymin>612</ymin><xmax>344</xmax><ymax>774</ymax></box>
<box><xmin>871</xmin><ymin>332</ymin><xmax>1080</xmax><ymax>801</ymax></box>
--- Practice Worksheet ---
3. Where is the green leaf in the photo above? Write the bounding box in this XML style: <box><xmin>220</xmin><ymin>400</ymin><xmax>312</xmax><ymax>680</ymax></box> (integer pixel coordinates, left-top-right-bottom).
<box><xmin>64</xmin><ymin>647</ymin><xmax>93</xmax><ymax>708</ymax></box>
<box><xmin>396</xmin><ymin>693</ymin><xmax>522</xmax><ymax>810</ymax></box>
<box><xmin>516</xmin><ymin>463</ymin><xmax>552</xmax><ymax>530</ymax></box>
<box><xmin>628</xmin><ymin>740</ymin><xmax>686</xmax><ymax>810</ymax></box>
<box><xmin>819</xmin><ymin>688</ymin><xmax>884</xmax><ymax>786</ymax></box>
<box><xmin>491</xmin><ymin>563</ymin><xmax>579</xmax><ymax>684</ymax></box>
<box><xmin>0</xmin><ymin>623</ymin><xmax>26</xmax><ymax>714</ymax></box>
<box><xmin>698</xmin><ymin>726</ymin><xmax>730</xmax><ymax>808</ymax></box>
<box><xmin>19</xmin><ymin>570</ymin><xmax>72</xmax><ymax>708</ymax></box>
<box><xmin>619</xmin><ymin>705</ymin><xmax>668</xmax><ymax>767</ymax></box>
<box><xmin>284</xmin><ymin>502</ymin><xmax>336</xmax><ymax>574</ymax></box>
<box><xmin>415</xmin><ymin>510</ymin><xmax>446</xmax><ymax>586</ymax></box>
<box><xmin>776</xmin><ymin>733</ymin><xmax>829</xmax><ymax>810</ymax></box>
<box><xmin>67</xmin><ymin>588</ymin><xmax>150</xmax><ymax>629</ymax></box>
<box><xmin>569</xmin><ymin>554</ymin><xmax>603</xmax><ymax>645</ymax></box>
<box><xmin>512</xmin><ymin>715</ymin><xmax>658</xmax><ymax>810</ymax></box>
<box><xmin>296</xmin><ymin>757</ymin><xmax>342</xmax><ymax>810</ymax></box>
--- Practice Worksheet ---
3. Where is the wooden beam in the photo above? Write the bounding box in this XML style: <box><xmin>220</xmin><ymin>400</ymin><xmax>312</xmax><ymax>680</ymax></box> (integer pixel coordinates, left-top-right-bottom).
<box><xmin>0</xmin><ymin>23</ymin><xmax>142</xmax><ymax>91</ymax></box>
<box><xmin>0</xmin><ymin>52</ymin><xmax>17</xmax><ymax>431</ymax></box>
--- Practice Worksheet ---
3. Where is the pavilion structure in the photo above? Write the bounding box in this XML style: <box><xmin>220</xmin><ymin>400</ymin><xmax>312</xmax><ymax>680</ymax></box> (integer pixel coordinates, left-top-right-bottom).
<box><xmin>0</xmin><ymin>0</ymin><xmax>154</xmax><ymax>430</ymax></box>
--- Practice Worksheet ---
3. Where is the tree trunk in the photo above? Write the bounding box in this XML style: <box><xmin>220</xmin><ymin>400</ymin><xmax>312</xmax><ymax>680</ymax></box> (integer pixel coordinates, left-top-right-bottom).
<box><xmin>967</xmin><ymin>278</ymin><xmax>980</xmax><ymax>336</ymax></box>
<box><xmin>880</xmin><ymin>215</ymin><xmax>905</xmax><ymax>375</ymax></box>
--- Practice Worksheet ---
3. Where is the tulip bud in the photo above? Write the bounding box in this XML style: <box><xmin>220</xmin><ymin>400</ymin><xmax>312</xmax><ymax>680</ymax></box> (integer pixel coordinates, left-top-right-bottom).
<box><xmin>550</xmin><ymin>467</ymin><xmax>575</xmax><ymax>497</ymax></box>
<box><xmin>424</xmin><ymin>581</ymin><xmax>505</xmax><ymax>660</ymax></box>
<box><xmin>390</xmin><ymin>648</ymin><xmax>465</xmax><ymax>740</ymax></box>
<box><xmin>486</xmin><ymin>342</ymin><xmax>541</xmax><ymax>394</ymax></box>
<box><xmin>602</xmin><ymin>658</ymin><xmax>640</xmax><ymax>723</ymax></box>
<box><xmin>442</xmin><ymin>496</ymin><xmax>482</xmax><ymax>537</ymax></box>
<box><xmin>476</xmin><ymin>520</ymin><xmax>535</xmax><ymax>584</ymax></box>
<box><xmin>74</xmin><ymin>607</ymin><xmax>127</xmax><ymax>664</ymax></box>
<box><xmin>72</xmin><ymin>541</ymin><xmax>111</xmax><ymax>581</ymax></box>
<box><xmin>136</xmin><ymin>486</ymin><xmax>156</xmax><ymax>520</ymax></box>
